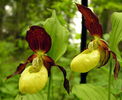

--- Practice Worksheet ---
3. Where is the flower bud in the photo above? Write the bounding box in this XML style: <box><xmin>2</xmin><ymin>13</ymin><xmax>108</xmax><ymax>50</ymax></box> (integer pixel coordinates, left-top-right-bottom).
<box><xmin>19</xmin><ymin>65</ymin><xmax>48</xmax><ymax>94</ymax></box>
<box><xmin>70</xmin><ymin>49</ymin><xmax>100</xmax><ymax>73</ymax></box>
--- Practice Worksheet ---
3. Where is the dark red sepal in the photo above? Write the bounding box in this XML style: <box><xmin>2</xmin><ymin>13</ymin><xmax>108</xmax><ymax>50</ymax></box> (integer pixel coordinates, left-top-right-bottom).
<box><xmin>98</xmin><ymin>40</ymin><xmax>120</xmax><ymax>79</ymax></box>
<box><xmin>42</xmin><ymin>55</ymin><xmax>55</xmax><ymax>76</ymax></box>
<box><xmin>110</xmin><ymin>51</ymin><xmax>120</xmax><ymax>79</ymax></box>
<box><xmin>99</xmin><ymin>40</ymin><xmax>109</xmax><ymax>50</ymax></box>
<box><xmin>42</xmin><ymin>56</ymin><xmax>70</xmax><ymax>93</ymax></box>
<box><xmin>6</xmin><ymin>54</ymin><xmax>37</xmax><ymax>79</ymax></box>
<box><xmin>98</xmin><ymin>40</ymin><xmax>110</xmax><ymax>67</ymax></box>
<box><xmin>26</xmin><ymin>26</ymin><xmax>51</xmax><ymax>53</ymax></box>
<box><xmin>56</xmin><ymin>65</ymin><xmax>70</xmax><ymax>94</ymax></box>
<box><xmin>76</xmin><ymin>4</ymin><xmax>103</xmax><ymax>37</ymax></box>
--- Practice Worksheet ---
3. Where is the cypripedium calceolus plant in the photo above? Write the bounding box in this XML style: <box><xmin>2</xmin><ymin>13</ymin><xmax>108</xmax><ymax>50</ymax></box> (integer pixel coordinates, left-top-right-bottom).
<box><xmin>7</xmin><ymin>26</ymin><xmax>69</xmax><ymax>94</ymax></box>
<box><xmin>71</xmin><ymin>4</ymin><xmax>120</xmax><ymax>79</ymax></box>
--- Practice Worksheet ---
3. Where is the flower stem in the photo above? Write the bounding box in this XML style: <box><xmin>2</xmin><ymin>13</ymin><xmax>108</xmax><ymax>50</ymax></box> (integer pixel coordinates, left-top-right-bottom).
<box><xmin>108</xmin><ymin>58</ymin><xmax>112</xmax><ymax>100</ymax></box>
<box><xmin>80</xmin><ymin>0</ymin><xmax>88</xmax><ymax>84</ymax></box>
<box><xmin>47</xmin><ymin>74</ymin><xmax>52</xmax><ymax>100</ymax></box>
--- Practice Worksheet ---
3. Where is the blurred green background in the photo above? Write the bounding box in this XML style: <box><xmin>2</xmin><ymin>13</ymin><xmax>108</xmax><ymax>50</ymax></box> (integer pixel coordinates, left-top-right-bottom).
<box><xmin>0</xmin><ymin>0</ymin><xmax>122</xmax><ymax>100</ymax></box>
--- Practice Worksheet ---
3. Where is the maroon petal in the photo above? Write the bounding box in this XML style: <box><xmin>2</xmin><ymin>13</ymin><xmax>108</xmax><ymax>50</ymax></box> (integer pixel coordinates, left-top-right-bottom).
<box><xmin>76</xmin><ymin>4</ymin><xmax>103</xmax><ymax>37</ymax></box>
<box><xmin>42</xmin><ymin>56</ymin><xmax>70</xmax><ymax>93</ymax></box>
<box><xmin>26</xmin><ymin>26</ymin><xmax>51</xmax><ymax>53</ymax></box>
<box><xmin>98</xmin><ymin>40</ymin><xmax>120</xmax><ymax>79</ymax></box>
<box><xmin>6</xmin><ymin>54</ymin><xmax>37</xmax><ymax>79</ymax></box>
<box><xmin>98</xmin><ymin>49</ymin><xmax>110</xmax><ymax>67</ymax></box>
<box><xmin>56</xmin><ymin>65</ymin><xmax>70</xmax><ymax>94</ymax></box>
<box><xmin>99</xmin><ymin>40</ymin><xmax>109</xmax><ymax>50</ymax></box>
<box><xmin>98</xmin><ymin>40</ymin><xmax>110</xmax><ymax>67</ymax></box>
<box><xmin>110</xmin><ymin>51</ymin><xmax>120</xmax><ymax>79</ymax></box>
<box><xmin>102</xmin><ymin>50</ymin><xmax>110</xmax><ymax>66</ymax></box>
<box><xmin>42</xmin><ymin>55</ymin><xmax>55</xmax><ymax>76</ymax></box>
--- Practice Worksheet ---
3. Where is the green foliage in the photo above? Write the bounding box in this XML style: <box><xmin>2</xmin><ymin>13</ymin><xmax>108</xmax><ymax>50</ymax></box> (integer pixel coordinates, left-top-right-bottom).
<box><xmin>0</xmin><ymin>76</ymin><xmax>19</xmax><ymax>100</ymax></box>
<box><xmin>72</xmin><ymin>84</ymin><xmax>116</xmax><ymax>100</ymax></box>
<box><xmin>44</xmin><ymin>11</ymin><xmax>69</xmax><ymax>61</ymax></box>
<box><xmin>15</xmin><ymin>92</ymin><xmax>47</xmax><ymax>100</ymax></box>
<box><xmin>0</xmin><ymin>41</ymin><xmax>17</xmax><ymax>74</ymax></box>
<box><xmin>112</xmin><ymin>79</ymin><xmax>122</xmax><ymax>95</ymax></box>
<box><xmin>91</xmin><ymin>0</ymin><xmax>122</xmax><ymax>14</ymax></box>
<box><xmin>0</xmin><ymin>0</ymin><xmax>76</xmax><ymax>40</ymax></box>
<box><xmin>109</xmin><ymin>12</ymin><xmax>122</xmax><ymax>65</ymax></box>
<box><xmin>51</xmin><ymin>0</ymin><xmax>76</xmax><ymax>25</ymax></box>
<box><xmin>91</xmin><ymin>0</ymin><xmax>122</xmax><ymax>33</ymax></box>
<box><xmin>0</xmin><ymin>41</ymin><xmax>19</xmax><ymax>100</ymax></box>
<box><xmin>0</xmin><ymin>41</ymin><xmax>15</xmax><ymax>57</ymax></box>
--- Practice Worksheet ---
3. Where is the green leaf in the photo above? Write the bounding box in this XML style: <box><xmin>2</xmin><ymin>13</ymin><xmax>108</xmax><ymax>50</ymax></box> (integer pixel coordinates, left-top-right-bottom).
<box><xmin>109</xmin><ymin>12</ymin><xmax>122</xmax><ymax>65</ymax></box>
<box><xmin>15</xmin><ymin>92</ymin><xmax>47</xmax><ymax>100</ymax></box>
<box><xmin>72</xmin><ymin>84</ymin><xmax>116</xmax><ymax>100</ymax></box>
<box><xmin>43</xmin><ymin>11</ymin><xmax>69</xmax><ymax>61</ymax></box>
<box><xmin>112</xmin><ymin>78</ymin><xmax>122</xmax><ymax>95</ymax></box>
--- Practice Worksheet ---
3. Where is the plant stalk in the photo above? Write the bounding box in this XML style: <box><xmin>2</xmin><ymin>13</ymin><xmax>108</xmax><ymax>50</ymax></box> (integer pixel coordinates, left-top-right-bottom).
<box><xmin>80</xmin><ymin>0</ymin><xmax>88</xmax><ymax>84</ymax></box>
<box><xmin>108</xmin><ymin>58</ymin><xmax>112</xmax><ymax>100</ymax></box>
<box><xmin>47</xmin><ymin>74</ymin><xmax>52</xmax><ymax>100</ymax></box>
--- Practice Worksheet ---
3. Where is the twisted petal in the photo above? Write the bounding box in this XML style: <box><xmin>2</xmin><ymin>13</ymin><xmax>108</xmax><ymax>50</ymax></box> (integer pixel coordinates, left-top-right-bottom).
<box><xmin>98</xmin><ymin>40</ymin><xmax>120</xmax><ymax>79</ymax></box>
<box><xmin>110</xmin><ymin>51</ymin><xmax>120</xmax><ymax>79</ymax></box>
<box><xmin>42</xmin><ymin>55</ymin><xmax>55</xmax><ymax>76</ymax></box>
<box><xmin>56</xmin><ymin>65</ymin><xmax>70</xmax><ymax>94</ymax></box>
<box><xmin>42</xmin><ymin>56</ymin><xmax>70</xmax><ymax>93</ymax></box>
<box><xmin>26</xmin><ymin>26</ymin><xmax>51</xmax><ymax>53</ymax></box>
<box><xmin>98</xmin><ymin>40</ymin><xmax>110</xmax><ymax>67</ymax></box>
<box><xmin>7</xmin><ymin>54</ymin><xmax>37</xmax><ymax>79</ymax></box>
<box><xmin>76</xmin><ymin>4</ymin><xmax>103</xmax><ymax>37</ymax></box>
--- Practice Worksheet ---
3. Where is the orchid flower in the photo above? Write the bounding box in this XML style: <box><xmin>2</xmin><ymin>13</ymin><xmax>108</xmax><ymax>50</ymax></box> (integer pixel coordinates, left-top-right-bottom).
<box><xmin>71</xmin><ymin>4</ymin><xmax>120</xmax><ymax>79</ymax></box>
<box><xmin>7</xmin><ymin>26</ymin><xmax>69</xmax><ymax>94</ymax></box>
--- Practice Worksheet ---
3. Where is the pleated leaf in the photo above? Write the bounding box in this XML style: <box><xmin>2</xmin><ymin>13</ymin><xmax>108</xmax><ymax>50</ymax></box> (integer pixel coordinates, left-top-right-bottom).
<box><xmin>15</xmin><ymin>92</ymin><xmax>47</xmax><ymax>100</ymax></box>
<box><xmin>43</xmin><ymin>10</ymin><xmax>69</xmax><ymax>61</ymax></box>
<box><xmin>109</xmin><ymin>12</ymin><xmax>122</xmax><ymax>65</ymax></box>
<box><xmin>72</xmin><ymin>84</ymin><xmax>116</xmax><ymax>100</ymax></box>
